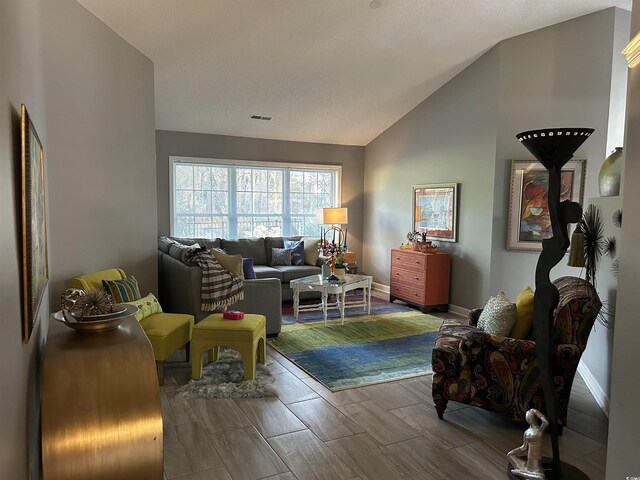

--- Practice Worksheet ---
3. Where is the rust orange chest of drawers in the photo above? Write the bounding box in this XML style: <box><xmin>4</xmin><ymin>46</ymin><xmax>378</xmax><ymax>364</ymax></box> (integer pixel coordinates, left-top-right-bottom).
<box><xmin>389</xmin><ymin>248</ymin><xmax>450</xmax><ymax>313</ymax></box>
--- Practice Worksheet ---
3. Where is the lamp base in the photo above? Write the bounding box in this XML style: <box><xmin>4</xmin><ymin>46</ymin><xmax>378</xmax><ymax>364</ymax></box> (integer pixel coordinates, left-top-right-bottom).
<box><xmin>325</xmin><ymin>274</ymin><xmax>340</xmax><ymax>283</ymax></box>
<box><xmin>507</xmin><ymin>458</ymin><xmax>590</xmax><ymax>479</ymax></box>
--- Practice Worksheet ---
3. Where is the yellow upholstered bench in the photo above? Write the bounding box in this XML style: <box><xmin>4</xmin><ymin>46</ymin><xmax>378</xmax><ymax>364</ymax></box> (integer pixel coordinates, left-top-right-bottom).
<box><xmin>71</xmin><ymin>268</ymin><xmax>194</xmax><ymax>385</ymax></box>
<box><xmin>191</xmin><ymin>313</ymin><xmax>266</xmax><ymax>381</ymax></box>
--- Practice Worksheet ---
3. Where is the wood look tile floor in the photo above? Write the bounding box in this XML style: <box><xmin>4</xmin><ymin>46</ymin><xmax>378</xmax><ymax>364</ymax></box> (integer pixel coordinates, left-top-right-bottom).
<box><xmin>161</xmin><ymin>311</ymin><xmax>608</xmax><ymax>480</ymax></box>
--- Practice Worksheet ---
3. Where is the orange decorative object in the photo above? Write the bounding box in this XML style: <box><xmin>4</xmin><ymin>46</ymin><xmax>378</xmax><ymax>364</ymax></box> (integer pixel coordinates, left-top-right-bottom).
<box><xmin>410</xmin><ymin>241</ymin><xmax>438</xmax><ymax>253</ymax></box>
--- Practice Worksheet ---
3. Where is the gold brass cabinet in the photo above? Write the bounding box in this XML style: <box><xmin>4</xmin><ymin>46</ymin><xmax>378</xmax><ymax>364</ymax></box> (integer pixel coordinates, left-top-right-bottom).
<box><xmin>42</xmin><ymin>315</ymin><xmax>163</xmax><ymax>480</ymax></box>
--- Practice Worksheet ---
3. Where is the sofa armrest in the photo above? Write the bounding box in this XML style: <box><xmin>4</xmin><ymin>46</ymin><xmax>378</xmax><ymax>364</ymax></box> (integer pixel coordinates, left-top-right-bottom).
<box><xmin>159</xmin><ymin>253</ymin><xmax>203</xmax><ymax>320</ymax></box>
<box><xmin>232</xmin><ymin>278</ymin><xmax>283</xmax><ymax>335</ymax></box>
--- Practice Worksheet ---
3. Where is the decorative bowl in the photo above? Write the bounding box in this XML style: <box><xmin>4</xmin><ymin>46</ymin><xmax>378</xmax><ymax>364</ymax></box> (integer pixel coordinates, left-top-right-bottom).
<box><xmin>54</xmin><ymin>304</ymin><xmax>139</xmax><ymax>333</ymax></box>
<box><xmin>411</xmin><ymin>241</ymin><xmax>438</xmax><ymax>253</ymax></box>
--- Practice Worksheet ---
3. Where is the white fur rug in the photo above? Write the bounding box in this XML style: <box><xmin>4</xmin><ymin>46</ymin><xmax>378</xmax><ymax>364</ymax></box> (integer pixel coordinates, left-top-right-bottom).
<box><xmin>177</xmin><ymin>349</ymin><xmax>276</xmax><ymax>398</ymax></box>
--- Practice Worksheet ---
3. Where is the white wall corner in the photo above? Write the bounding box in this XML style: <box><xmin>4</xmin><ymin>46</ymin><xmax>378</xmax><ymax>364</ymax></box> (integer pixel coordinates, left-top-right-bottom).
<box><xmin>578</xmin><ymin>361</ymin><xmax>610</xmax><ymax>417</ymax></box>
<box><xmin>372</xmin><ymin>282</ymin><xmax>390</xmax><ymax>295</ymax></box>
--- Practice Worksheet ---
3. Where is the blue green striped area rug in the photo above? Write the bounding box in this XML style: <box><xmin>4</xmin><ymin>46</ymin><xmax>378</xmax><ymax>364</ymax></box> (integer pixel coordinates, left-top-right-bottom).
<box><xmin>267</xmin><ymin>312</ymin><xmax>442</xmax><ymax>391</ymax></box>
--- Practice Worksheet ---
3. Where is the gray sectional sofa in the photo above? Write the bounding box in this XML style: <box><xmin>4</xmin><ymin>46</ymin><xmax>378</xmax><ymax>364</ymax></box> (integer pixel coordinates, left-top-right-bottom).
<box><xmin>157</xmin><ymin>236</ymin><xmax>323</xmax><ymax>336</ymax></box>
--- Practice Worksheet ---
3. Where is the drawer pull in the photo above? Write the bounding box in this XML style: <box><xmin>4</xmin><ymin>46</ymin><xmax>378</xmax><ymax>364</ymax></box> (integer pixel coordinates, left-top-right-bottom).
<box><xmin>396</xmin><ymin>272</ymin><xmax>400</xmax><ymax>276</ymax></box>
<box><xmin>415</xmin><ymin>276</ymin><xmax>419</xmax><ymax>280</ymax></box>
<box><xmin>415</xmin><ymin>261</ymin><xmax>420</xmax><ymax>264</ymax></box>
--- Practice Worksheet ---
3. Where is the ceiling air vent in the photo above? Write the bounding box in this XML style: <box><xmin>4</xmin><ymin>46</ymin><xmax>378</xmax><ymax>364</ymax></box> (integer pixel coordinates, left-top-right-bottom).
<box><xmin>250</xmin><ymin>115</ymin><xmax>272</xmax><ymax>121</ymax></box>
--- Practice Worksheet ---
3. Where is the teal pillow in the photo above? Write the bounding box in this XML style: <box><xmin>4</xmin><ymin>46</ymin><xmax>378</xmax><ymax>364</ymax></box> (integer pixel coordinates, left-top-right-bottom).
<box><xmin>102</xmin><ymin>276</ymin><xmax>141</xmax><ymax>303</ymax></box>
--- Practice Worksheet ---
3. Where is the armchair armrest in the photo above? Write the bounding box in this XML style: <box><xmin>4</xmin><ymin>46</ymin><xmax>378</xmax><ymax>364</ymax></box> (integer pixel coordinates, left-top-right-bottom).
<box><xmin>468</xmin><ymin>308</ymin><xmax>483</xmax><ymax>326</ymax></box>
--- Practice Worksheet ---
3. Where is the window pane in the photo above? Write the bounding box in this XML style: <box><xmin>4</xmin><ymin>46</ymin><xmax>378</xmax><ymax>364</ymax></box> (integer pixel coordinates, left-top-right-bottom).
<box><xmin>268</xmin><ymin>193</ymin><xmax>282</xmax><ymax>214</ymax></box>
<box><xmin>194</xmin><ymin>191</ymin><xmax>211</xmax><ymax>214</ymax></box>
<box><xmin>175</xmin><ymin>215</ymin><xmax>194</xmax><ymax>237</ymax></box>
<box><xmin>253</xmin><ymin>169</ymin><xmax>267</xmax><ymax>191</ymax></box>
<box><xmin>290</xmin><ymin>171</ymin><xmax>303</xmax><ymax>192</ymax></box>
<box><xmin>194</xmin><ymin>216</ymin><xmax>228</xmax><ymax>238</ymax></box>
<box><xmin>212</xmin><ymin>192</ymin><xmax>228</xmax><ymax>214</ymax></box>
<box><xmin>237</xmin><ymin>169</ymin><xmax>251</xmax><ymax>191</ymax></box>
<box><xmin>253</xmin><ymin>192</ymin><xmax>268</xmax><ymax>213</ymax></box>
<box><xmin>268</xmin><ymin>170</ymin><xmax>282</xmax><ymax>192</ymax></box>
<box><xmin>211</xmin><ymin>167</ymin><xmax>228</xmax><ymax>190</ymax></box>
<box><xmin>290</xmin><ymin>193</ymin><xmax>304</xmax><ymax>214</ymax></box>
<box><xmin>318</xmin><ymin>172</ymin><xmax>333</xmax><ymax>194</ymax></box>
<box><xmin>304</xmin><ymin>171</ymin><xmax>318</xmax><ymax>193</ymax></box>
<box><xmin>175</xmin><ymin>165</ymin><xmax>193</xmax><ymax>190</ymax></box>
<box><xmin>237</xmin><ymin>192</ymin><xmax>251</xmax><ymax>214</ymax></box>
<box><xmin>175</xmin><ymin>190</ymin><xmax>193</xmax><ymax>213</ymax></box>
<box><xmin>193</xmin><ymin>166</ymin><xmax>211</xmax><ymax>191</ymax></box>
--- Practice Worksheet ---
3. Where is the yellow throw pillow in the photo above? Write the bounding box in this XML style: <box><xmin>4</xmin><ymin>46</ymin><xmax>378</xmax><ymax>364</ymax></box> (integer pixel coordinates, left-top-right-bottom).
<box><xmin>210</xmin><ymin>249</ymin><xmax>244</xmax><ymax>279</ymax></box>
<box><xmin>125</xmin><ymin>293</ymin><xmax>163</xmax><ymax>322</ymax></box>
<box><xmin>511</xmin><ymin>286</ymin><xmax>535</xmax><ymax>339</ymax></box>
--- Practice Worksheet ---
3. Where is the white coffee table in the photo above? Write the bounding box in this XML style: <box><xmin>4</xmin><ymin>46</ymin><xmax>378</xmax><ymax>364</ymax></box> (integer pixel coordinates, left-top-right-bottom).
<box><xmin>290</xmin><ymin>274</ymin><xmax>373</xmax><ymax>326</ymax></box>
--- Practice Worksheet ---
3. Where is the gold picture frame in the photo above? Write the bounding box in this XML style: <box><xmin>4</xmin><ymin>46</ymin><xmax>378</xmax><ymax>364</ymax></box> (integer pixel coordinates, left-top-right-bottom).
<box><xmin>507</xmin><ymin>159</ymin><xmax>585</xmax><ymax>252</ymax></box>
<box><xmin>412</xmin><ymin>183</ymin><xmax>459</xmax><ymax>242</ymax></box>
<box><xmin>21</xmin><ymin>104</ymin><xmax>48</xmax><ymax>343</ymax></box>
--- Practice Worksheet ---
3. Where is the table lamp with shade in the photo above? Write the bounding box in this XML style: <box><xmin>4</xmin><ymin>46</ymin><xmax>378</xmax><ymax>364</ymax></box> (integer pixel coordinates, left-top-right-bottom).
<box><xmin>321</xmin><ymin>207</ymin><xmax>348</xmax><ymax>244</ymax></box>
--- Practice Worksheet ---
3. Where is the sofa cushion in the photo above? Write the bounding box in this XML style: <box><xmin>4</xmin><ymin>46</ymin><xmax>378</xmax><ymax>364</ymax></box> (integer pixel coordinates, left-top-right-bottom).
<box><xmin>158</xmin><ymin>236</ymin><xmax>176</xmax><ymax>253</ymax></box>
<box><xmin>221</xmin><ymin>238</ymin><xmax>267</xmax><ymax>265</ymax></box>
<box><xmin>253</xmin><ymin>265</ymin><xmax>283</xmax><ymax>281</ymax></box>
<box><xmin>272</xmin><ymin>265</ymin><xmax>321</xmax><ymax>283</ymax></box>
<box><xmin>169</xmin><ymin>236</ymin><xmax>221</xmax><ymax>250</ymax></box>
<box><xmin>303</xmin><ymin>238</ymin><xmax>321</xmax><ymax>266</ymax></box>
<box><xmin>265</xmin><ymin>236</ymin><xmax>302</xmax><ymax>265</ymax></box>
<box><xmin>169</xmin><ymin>243</ymin><xmax>201</xmax><ymax>266</ymax></box>
<box><xmin>284</xmin><ymin>240</ymin><xmax>305</xmax><ymax>266</ymax></box>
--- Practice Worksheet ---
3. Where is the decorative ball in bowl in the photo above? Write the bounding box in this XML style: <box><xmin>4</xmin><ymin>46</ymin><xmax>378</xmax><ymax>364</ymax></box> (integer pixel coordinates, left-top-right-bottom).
<box><xmin>411</xmin><ymin>241</ymin><xmax>438</xmax><ymax>253</ymax></box>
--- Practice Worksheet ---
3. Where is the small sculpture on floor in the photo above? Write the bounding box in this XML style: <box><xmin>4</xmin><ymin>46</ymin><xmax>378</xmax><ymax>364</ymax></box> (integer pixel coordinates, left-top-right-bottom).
<box><xmin>507</xmin><ymin>408</ymin><xmax>549</xmax><ymax>479</ymax></box>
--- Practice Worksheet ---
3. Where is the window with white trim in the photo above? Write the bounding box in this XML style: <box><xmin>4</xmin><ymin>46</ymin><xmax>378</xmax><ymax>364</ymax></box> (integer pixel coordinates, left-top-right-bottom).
<box><xmin>171</xmin><ymin>158</ymin><xmax>340</xmax><ymax>239</ymax></box>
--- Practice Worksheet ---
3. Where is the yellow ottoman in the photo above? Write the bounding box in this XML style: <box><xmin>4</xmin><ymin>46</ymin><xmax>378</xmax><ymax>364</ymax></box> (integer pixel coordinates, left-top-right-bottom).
<box><xmin>191</xmin><ymin>313</ymin><xmax>266</xmax><ymax>381</ymax></box>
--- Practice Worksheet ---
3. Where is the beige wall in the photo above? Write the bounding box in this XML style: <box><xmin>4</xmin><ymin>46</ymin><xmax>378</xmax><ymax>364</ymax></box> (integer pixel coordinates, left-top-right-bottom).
<box><xmin>156</xmin><ymin>130</ymin><xmax>365</xmax><ymax>261</ymax></box>
<box><xmin>0</xmin><ymin>1</ymin><xmax>156</xmax><ymax>478</ymax></box>
<box><xmin>607</xmin><ymin>0</ymin><xmax>640</xmax><ymax>475</ymax></box>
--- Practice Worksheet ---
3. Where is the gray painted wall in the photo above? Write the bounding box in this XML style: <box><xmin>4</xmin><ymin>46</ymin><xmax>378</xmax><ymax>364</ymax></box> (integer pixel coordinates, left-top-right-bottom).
<box><xmin>0</xmin><ymin>1</ymin><xmax>156</xmax><ymax>478</ymax></box>
<box><xmin>489</xmin><ymin>8</ymin><xmax>630</xmax><ymax>410</ymax></box>
<box><xmin>363</xmin><ymin>48</ymin><xmax>501</xmax><ymax>308</ymax></box>
<box><xmin>156</xmin><ymin>131</ymin><xmax>365</xmax><ymax>261</ymax></box>
<box><xmin>607</xmin><ymin>0</ymin><xmax>640</xmax><ymax>475</ymax></box>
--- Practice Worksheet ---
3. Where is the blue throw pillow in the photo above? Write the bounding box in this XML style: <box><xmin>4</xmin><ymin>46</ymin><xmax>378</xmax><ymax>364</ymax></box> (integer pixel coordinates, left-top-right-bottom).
<box><xmin>284</xmin><ymin>240</ymin><xmax>304</xmax><ymax>266</ymax></box>
<box><xmin>242</xmin><ymin>258</ymin><xmax>257</xmax><ymax>279</ymax></box>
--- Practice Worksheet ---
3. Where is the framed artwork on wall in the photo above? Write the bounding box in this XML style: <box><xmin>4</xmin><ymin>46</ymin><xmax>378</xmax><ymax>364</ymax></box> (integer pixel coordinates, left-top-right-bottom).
<box><xmin>21</xmin><ymin>104</ymin><xmax>48</xmax><ymax>343</ymax></box>
<box><xmin>507</xmin><ymin>159</ymin><xmax>586</xmax><ymax>252</ymax></box>
<box><xmin>412</xmin><ymin>183</ymin><xmax>458</xmax><ymax>242</ymax></box>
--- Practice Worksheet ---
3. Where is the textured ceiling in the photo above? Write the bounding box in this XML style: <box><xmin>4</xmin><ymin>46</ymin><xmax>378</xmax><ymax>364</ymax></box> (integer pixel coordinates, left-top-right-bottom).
<box><xmin>77</xmin><ymin>0</ymin><xmax>631</xmax><ymax>146</ymax></box>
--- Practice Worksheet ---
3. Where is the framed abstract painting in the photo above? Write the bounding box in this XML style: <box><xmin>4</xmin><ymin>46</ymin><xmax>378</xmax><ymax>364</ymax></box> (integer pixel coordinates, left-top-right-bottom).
<box><xmin>21</xmin><ymin>104</ymin><xmax>48</xmax><ymax>343</ymax></box>
<box><xmin>507</xmin><ymin>159</ymin><xmax>586</xmax><ymax>252</ymax></box>
<box><xmin>412</xmin><ymin>183</ymin><xmax>458</xmax><ymax>242</ymax></box>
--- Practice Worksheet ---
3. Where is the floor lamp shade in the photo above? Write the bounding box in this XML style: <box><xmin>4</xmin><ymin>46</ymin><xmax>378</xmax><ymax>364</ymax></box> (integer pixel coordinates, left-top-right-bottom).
<box><xmin>323</xmin><ymin>207</ymin><xmax>348</xmax><ymax>225</ymax></box>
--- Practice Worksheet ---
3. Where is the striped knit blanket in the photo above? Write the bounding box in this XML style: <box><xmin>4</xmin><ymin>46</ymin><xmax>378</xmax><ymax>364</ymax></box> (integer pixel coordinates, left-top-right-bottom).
<box><xmin>185</xmin><ymin>250</ymin><xmax>244</xmax><ymax>311</ymax></box>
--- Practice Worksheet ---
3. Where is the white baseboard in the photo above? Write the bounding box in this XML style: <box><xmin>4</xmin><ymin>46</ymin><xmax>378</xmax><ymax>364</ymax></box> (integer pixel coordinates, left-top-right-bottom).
<box><xmin>372</xmin><ymin>282</ymin><xmax>390</xmax><ymax>295</ymax></box>
<box><xmin>577</xmin><ymin>362</ymin><xmax>609</xmax><ymax>417</ymax></box>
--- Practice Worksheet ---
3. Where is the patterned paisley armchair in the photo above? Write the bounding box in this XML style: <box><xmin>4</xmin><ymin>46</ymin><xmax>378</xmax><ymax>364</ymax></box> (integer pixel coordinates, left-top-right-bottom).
<box><xmin>431</xmin><ymin>276</ymin><xmax>601</xmax><ymax>430</ymax></box>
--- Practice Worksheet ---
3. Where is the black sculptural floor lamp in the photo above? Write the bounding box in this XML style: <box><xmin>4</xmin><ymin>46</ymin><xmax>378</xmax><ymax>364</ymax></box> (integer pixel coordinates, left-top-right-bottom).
<box><xmin>515</xmin><ymin>128</ymin><xmax>594</xmax><ymax>480</ymax></box>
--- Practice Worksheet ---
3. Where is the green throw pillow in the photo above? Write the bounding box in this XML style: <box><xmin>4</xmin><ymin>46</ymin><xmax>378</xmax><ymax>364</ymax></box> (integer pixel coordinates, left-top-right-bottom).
<box><xmin>102</xmin><ymin>275</ymin><xmax>141</xmax><ymax>303</ymax></box>
<box><xmin>125</xmin><ymin>293</ymin><xmax>162</xmax><ymax>321</ymax></box>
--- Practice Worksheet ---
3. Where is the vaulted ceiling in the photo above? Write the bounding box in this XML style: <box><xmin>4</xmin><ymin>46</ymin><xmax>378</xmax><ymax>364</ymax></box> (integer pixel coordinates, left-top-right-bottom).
<box><xmin>78</xmin><ymin>0</ymin><xmax>631</xmax><ymax>146</ymax></box>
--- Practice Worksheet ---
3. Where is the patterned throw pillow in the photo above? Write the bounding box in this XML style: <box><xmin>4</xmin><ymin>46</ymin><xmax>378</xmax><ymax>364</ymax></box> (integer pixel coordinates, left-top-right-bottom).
<box><xmin>477</xmin><ymin>291</ymin><xmax>517</xmax><ymax>336</ymax></box>
<box><xmin>125</xmin><ymin>293</ymin><xmax>163</xmax><ymax>321</ymax></box>
<box><xmin>271</xmin><ymin>247</ymin><xmax>292</xmax><ymax>266</ymax></box>
<box><xmin>284</xmin><ymin>240</ymin><xmax>304</xmax><ymax>266</ymax></box>
<box><xmin>102</xmin><ymin>276</ymin><xmax>141</xmax><ymax>303</ymax></box>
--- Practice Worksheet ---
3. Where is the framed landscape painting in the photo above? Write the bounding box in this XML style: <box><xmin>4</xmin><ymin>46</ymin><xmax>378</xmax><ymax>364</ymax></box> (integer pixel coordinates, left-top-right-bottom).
<box><xmin>21</xmin><ymin>104</ymin><xmax>48</xmax><ymax>343</ymax></box>
<box><xmin>507</xmin><ymin>159</ymin><xmax>585</xmax><ymax>252</ymax></box>
<box><xmin>412</xmin><ymin>183</ymin><xmax>458</xmax><ymax>242</ymax></box>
